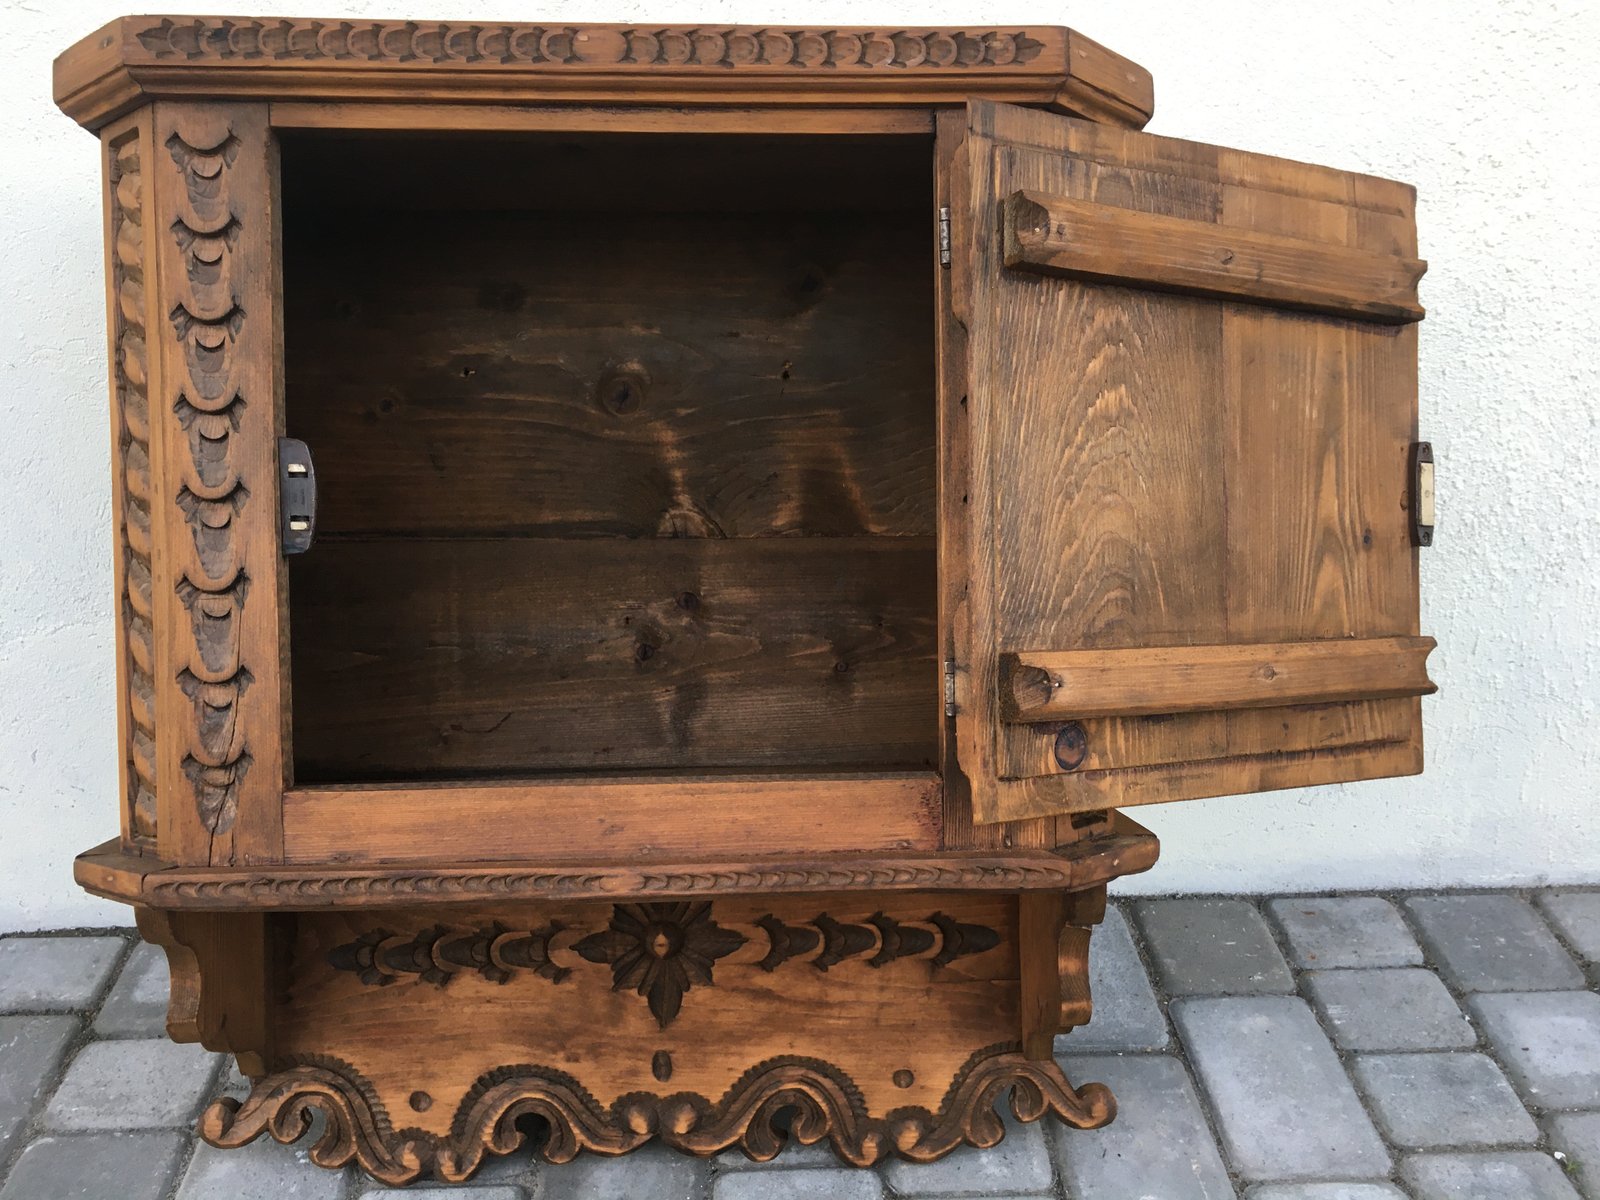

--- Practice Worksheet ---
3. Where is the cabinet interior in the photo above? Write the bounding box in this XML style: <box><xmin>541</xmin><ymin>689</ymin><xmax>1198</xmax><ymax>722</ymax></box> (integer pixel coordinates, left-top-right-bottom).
<box><xmin>281</xmin><ymin>130</ymin><xmax>940</xmax><ymax>784</ymax></box>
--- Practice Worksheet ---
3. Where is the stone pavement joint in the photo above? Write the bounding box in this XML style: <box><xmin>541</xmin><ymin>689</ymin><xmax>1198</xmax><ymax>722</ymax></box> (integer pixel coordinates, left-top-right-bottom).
<box><xmin>0</xmin><ymin>891</ymin><xmax>1589</xmax><ymax>1198</ymax></box>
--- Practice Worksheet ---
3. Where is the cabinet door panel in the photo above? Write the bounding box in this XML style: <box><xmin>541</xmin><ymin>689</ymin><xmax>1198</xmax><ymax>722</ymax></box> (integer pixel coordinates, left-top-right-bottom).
<box><xmin>954</xmin><ymin>100</ymin><xmax>1433</xmax><ymax>824</ymax></box>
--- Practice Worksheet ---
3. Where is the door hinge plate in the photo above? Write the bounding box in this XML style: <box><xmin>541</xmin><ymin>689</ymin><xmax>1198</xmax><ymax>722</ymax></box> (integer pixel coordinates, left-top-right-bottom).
<box><xmin>1410</xmin><ymin>441</ymin><xmax>1434</xmax><ymax>547</ymax></box>
<box><xmin>938</xmin><ymin>206</ymin><xmax>952</xmax><ymax>268</ymax></box>
<box><xmin>944</xmin><ymin>659</ymin><xmax>957</xmax><ymax>716</ymax></box>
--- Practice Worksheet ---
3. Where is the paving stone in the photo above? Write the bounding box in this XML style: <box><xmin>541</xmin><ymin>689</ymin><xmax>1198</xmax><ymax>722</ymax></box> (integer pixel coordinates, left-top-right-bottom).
<box><xmin>1267</xmin><ymin>897</ymin><xmax>1422</xmax><ymax>969</ymax></box>
<box><xmin>0</xmin><ymin>1131</ymin><xmax>187</xmax><ymax>1200</ymax></box>
<box><xmin>177</xmin><ymin>1137</ymin><xmax>351</xmax><ymax>1199</ymax></box>
<box><xmin>1405</xmin><ymin>895</ymin><xmax>1584</xmax><ymax>991</ymax></box>
<box><xmin>1173</xmin><ymin>996</ymin><xmax>1389</xmax><ymax>1182</ymax></box>
<box><xmin>1054</xmin><ymin>906</ymin><xmax>1170</xmax><ymax>1052</ymax></box>
<box><xmin>0</xmin><ymin>936</ymin><xmax>126</xmax><ymax>1012</ymax></box>
<box><xmin>368</xmin><ymin>1189</ymin><xmax>524</xmax><ymax>1199</ymax></box>
<box><xmin>1135</xmin><ymin>900</ymin><xmax>1295</xmax><ymax>996</ymax></box>
<box><xmin>1052</xmin><ymin>1053</ymin><xmax>1233</xmax><ymax>1199</ymax></box>
<box><xmin>881</xmin><ymin>1109</ymin><xmax>1053</xmax><ymax>1195</ymax></box>
<box><xmin>1544</xmin><ymin>1112</ymin><xmax>1600</xmax><ymax>1200</ymax></box>
<box><xmin>536</xmin><ymin>1141</ymin><xmax>705</xmax><ymax>1199</ymax></box>
<box><xmin>1246</xmin><ymin>1186</ymin><xmax>1408</xmax><ymax>1199</ymax></box>
<box><xmin>0</xmin><ymin>1014</ymin><xmax>79</xmax><ymax>1161</ymax></box>
<box><xmin>715</xmin><ymin>1137</ymin><xmax>843</xmax><ymax>1171</ymax></box>
<box><xmin>1304</xmin><ymin>968</ymin><xmax>1474</xmax><ymax>1051</ymax></box>
<box><xmin>1470</xmin><ymin>990</ymin><xmax>1600</xmax><ymax>1109</ymax></box>
<box><xmin>92</xmin><ymin>942</ymin><xmax>171</xmax><ymax>1037</ymax></box>
<box><xmin>1538</xmin><ymin>892</ymin><xmax>1600</xmax><ymax>966</ymax></box>
<box><xmin>44</xmin><ymin>1037</ymin><xmax>220</xmax><ymax>1130</ymax></box>
<box><xmin>1401</xmin><ymin>1151</ymin><xmax>1581</xmax><ymax>1200</ymax></box>
<box><xmin>1351</xmin><ymin>1053</ymin><xmax>1537</xmax><ymax>1148</ymax></box>
<box><xmin>713</xmin><ymin>1166</ymin><xmax>884</xmax><ymax>1199</ymax></box>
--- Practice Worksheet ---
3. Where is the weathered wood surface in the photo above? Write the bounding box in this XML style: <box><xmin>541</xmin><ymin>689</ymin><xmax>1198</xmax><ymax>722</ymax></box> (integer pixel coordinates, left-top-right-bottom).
<box><xmin>54</xmin><ymin>19</ymin><xmax>1154</xmax><ymax>131</ymax></box>
<box><xmin>1002</xmin><ymin>635</ymin><xmax>1437</xmax><ymax>721</ymax></box>
<box><xmin>957</xmin><ymin>99</ymin><xmax>1426</xmax><ymax>821</ymax></box>
<box><xmin>282</xmin><ymin>774</ymin><xmax>943</xmax><ymax>865</ymax></box>
<box><xmin>1002</xmin><ymin>189</ymin><xmax>1426</xmax><ymax>323</ymax></box>
<box><xmin>290</xmin><ymin>537</ymin><xmax>937</xmax><ymax>779</ymax></box>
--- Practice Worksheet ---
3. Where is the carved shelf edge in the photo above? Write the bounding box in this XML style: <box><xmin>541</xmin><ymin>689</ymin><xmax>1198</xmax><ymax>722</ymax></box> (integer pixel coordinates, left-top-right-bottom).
<box><xmin>53</xmin><ymin>18</ymin><xmax>1154</xmax><ymax>132</ymax></box>
<box><xmin>75</xmin><ymin>816</ymin><xmax>1158</xmax><ymax>911</ymax></box>
<box><xmin>201</xmin><ymin>1045</ymin><xmax>1115</xmax><ymax>1182</ymax></box>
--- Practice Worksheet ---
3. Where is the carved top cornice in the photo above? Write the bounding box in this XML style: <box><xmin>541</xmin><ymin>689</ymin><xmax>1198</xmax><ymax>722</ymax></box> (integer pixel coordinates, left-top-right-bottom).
<box><xmin>53</xmin><ymin>17</ymin><xmax>1154</xmax><ymax>131</ymax></box>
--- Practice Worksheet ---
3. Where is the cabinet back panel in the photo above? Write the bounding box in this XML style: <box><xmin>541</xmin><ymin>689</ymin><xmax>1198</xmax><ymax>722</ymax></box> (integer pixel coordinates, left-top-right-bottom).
<box><xmin>281</xmin><ymin>136</ymin><xmax>935</xmax><ymax>539</ymax></box>
<box><xmin>290</xmin><ymin>537</ymin><xmax>937</xmax><ymax>779</ymax></box>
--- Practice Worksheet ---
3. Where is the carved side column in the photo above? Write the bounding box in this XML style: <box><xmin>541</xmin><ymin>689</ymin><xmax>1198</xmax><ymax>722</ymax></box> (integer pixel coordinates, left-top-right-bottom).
<box><xmin>148</xmin><ymin>102</ymin><xmax>286</xmax><ymax>867</ymax></box>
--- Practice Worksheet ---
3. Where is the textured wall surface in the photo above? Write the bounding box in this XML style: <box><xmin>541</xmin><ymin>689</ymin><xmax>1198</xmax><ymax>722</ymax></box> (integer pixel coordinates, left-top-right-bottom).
<box><xmin>2</xmin><ymin>0</ymin><xmax>1596</xmax><ymax>930</ymax></box>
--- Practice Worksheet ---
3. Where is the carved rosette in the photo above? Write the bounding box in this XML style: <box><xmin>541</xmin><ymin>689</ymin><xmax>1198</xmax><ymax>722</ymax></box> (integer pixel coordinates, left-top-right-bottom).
<box><xmin>133</xmin><ymin>19</ymin><xmax>1046</xmax><ymax>71</ymax></box>
<box><xmin>201</xmin><ymin>1046</ymin><xmax>1114</xmax><ymax>1183</ymax></box>
<box><xmin>106</xmin><ymin>121</ymin><xmax>159</xmax><ymax>847</ymax></box>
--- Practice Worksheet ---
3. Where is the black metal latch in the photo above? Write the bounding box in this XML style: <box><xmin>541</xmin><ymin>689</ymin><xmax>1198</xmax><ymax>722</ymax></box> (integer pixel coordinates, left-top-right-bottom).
<box><xmin>278</xmin><ymin>438</ymin><xmax>317</xmax><ymax>555</ymax></box>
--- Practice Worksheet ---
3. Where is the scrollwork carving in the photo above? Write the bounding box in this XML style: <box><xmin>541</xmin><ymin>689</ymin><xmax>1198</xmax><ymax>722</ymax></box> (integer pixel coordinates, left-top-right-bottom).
<box><xmin>200</xmin><ymin>1046</ymin><xmax>1114</xmax><ymax>1183</ymax></box>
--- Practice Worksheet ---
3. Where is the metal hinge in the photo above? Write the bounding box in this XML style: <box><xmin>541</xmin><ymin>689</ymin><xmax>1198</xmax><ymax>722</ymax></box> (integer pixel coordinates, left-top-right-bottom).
<box><xmin>944</xmin><ymin>659</ymin><xmax>957</xmax><ymax>716</ymax></box>
<box><xmin>1410</xmin><ymin>441</ymin><xmax>1435</xmax><ymax>547</ymax></box>
<box><xmin>278</xmin><ymin>437</ymin><xmax>317</xmax><ymax>555</ymax></box>
<box><xmin>938</xmin><ymin>206</ymin><xmax>952</xmax><ymax>268</ymax></box>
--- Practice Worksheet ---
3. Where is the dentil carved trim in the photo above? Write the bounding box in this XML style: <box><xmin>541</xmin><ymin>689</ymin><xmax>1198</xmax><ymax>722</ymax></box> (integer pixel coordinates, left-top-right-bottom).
<box><xmin>162</xmin><ymin>126</ymin><xmax>254</xmax><ymax>841</ymax></box>
<box><xmin>107</xmin><ymin>123</ymin><xmax>159</xmax><ymax>846</ymax></box>
<box><xmin>134</xmin><ymin>20</ymin><xmax>1047</xmax><ymax>72</ymax></box>
<box><xmin>200</xmin><ymin>1045</ymin><xmax>1115</xmax><ymax>1183</ymax></box>
<box><xmin>326</xmin><ymin>906</ymin><xmax>1004</xmax><ymax>1023</ymax></box>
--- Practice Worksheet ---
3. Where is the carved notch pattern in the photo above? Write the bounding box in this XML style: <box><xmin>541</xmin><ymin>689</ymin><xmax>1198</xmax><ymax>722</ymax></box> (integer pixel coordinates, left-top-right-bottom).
<box><xmin>200</xmin><ymin>1045</ymin><xmax>1115</xmax><ymax>1182</ymax></box>
<box><xmin>328</xmin><ymin>923</ymin><xmax>569</xmax><ymax>988</ymax></box>
<box><xmin>327</xmin><ymin>906</ymin><xmax>1002</xmax><ymax>1027</ymax></box>
<box><xmin>108</xmin><ymin>126</ymin><xmax>158</xmax><ymax>845</ymax></box>
<box><xmin>133</xmin><ymin>20</ymin><xmax>1046</xmax><ymax>71</ymax></box>
<box><xmin>163</xmin><ymin>127</ymin><xmax>253</xmax><ymax>838</ymax></box>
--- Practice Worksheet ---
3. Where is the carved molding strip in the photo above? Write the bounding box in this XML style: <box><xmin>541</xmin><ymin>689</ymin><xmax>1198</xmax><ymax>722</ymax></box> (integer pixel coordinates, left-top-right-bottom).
<box><xmin>134</xmin><ymin>20</ymin><xmax>1047</xmax><ymax>72</ymax></box>
<box><xmin>161</xmin><ymin>124</ymin><xmax>253</xmax><ymax>841</ymax></box>
<box><xmin>145</xmin><ymin>857</ymin><xmax>1104</xmax><ymax>907</ymax></box>
<box><xmin>108</xmin><ymin>124</ymin><xmax>159</xmax><ymax>846</ymax></box>
<box><xmin>327</xmin><ymin>904</ymin><xmax>1003</xmax><ymax>1026</ymax></box>
<box><xmin>200</xmin><ymin>1045</ymin><xmax>1115</xmax><ymax>1183</ymax></box>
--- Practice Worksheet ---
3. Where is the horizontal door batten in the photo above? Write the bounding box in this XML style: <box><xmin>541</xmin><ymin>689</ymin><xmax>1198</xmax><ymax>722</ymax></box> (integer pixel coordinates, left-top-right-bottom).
<box><xmin>1000</xmin><ymin>635</ymin><xmax>1437</xmax><ymax>723</ymax></box>
<box><xmin>1001</xmin><ymin>189</ymin><xmax>1426</xmax><ymax>323</ymax></box>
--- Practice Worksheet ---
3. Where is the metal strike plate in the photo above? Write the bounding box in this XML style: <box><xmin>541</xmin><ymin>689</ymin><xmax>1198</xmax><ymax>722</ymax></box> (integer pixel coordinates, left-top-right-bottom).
<box><xmin>1410</xmin><ymin>441</ymin><xmax>1434</xmax><ymax>547</ymax></box>
<box><xmin>279</xmin><ymin>438</ymin><xmax>317</xmax><ymax>555</ymax></box>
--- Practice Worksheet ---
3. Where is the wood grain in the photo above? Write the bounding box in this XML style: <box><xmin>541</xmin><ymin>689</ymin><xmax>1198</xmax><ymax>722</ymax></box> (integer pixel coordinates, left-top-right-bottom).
<box><xmin>149</xmin><ymin>102</ymin><xmax>287</xmax><ymax>866</ymax></box>
<box><xmin>54</xmin><ymin>20</ymin><xmax>1155</xmax><ymax>132</ymax></box>
<box><xmin>1002</xmin><ymin>636</ymin><xmax>1437</xmax><ymax>721</ymax></box>
<box><xmin>290</xmin><ymin>537</ymin><xmax>937</xmax><ymax>779</ymax></box>
<box><xmin>280</xmin><ymin>149</ymin><xmax>934</xmax><ymax>538</ymax></box>
<box><xmin>959</xmin><ymin>100</ymin><xmax>1428</xmax><ymax>821</ymax></box>
<box><xmin>282</xmin><ymin>774</ymin><xmax>942</xmax><ymax>865</ymax></box>
<box><xmin>1003</xmin><ymin>190</ymin><xmax>1425</xmax><ymax>323</ymax></box>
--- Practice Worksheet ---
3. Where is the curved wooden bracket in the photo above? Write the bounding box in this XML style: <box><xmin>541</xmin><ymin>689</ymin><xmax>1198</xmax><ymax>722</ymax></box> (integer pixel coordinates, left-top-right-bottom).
<box><xmin>135</xmin><ymin>906</ymin><xmax>272</xmax><ymax>1077</ymax></box>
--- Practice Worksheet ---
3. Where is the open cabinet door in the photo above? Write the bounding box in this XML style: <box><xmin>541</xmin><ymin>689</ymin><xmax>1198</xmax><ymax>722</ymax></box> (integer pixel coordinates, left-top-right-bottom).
<box><xmin>951</xmin><ymin>99</ymin><xmax>1435</xmax><ymax>825</ymax></box>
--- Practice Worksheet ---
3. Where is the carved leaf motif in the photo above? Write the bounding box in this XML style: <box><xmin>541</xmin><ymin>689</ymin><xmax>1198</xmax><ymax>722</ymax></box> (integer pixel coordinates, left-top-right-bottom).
<box><xmin>181</xmin><ymin>750</ymin><xmax>251</xmax><ymax>834</ymax></box>
<box><xmin>165</xmin><ymin>132</ymin><xmax>240</xmax><ymax>229</ymax></box>
<box><xmin>174</xmin><ymin>393</ymin><xmax>245</xmax><ymax>492</ymax></box>
<box><xmin>169</xmin><ymin>304</ymin><xmax>245</xmax><ymax>402</ymax></box>
<box><xmin>176</xmin><ymin>572</ymin><xmax>249</xmax><ymax>679</ymax></box>
<box><xmin>328</xmin><ymin>923</ymin><xmax>570</xmax><ymax>988</ymax></box>
<box><xmin>574</xmin><ymin>902</ymin><xmax>745</xmax><ymax>1028</ymax></box>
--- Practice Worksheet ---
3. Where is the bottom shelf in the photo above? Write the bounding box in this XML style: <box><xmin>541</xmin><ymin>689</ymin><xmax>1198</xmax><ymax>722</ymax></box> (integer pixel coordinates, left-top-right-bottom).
<box><xmin>74</xmin><ymin>812</ymin><xmax>1158</xmax><ymax>910</ymax></box>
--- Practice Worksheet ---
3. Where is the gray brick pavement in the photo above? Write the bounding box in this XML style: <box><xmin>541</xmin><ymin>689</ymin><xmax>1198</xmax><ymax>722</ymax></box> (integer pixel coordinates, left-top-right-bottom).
<box><xmin>0</xmin><ymin>890</ymin><xmax>1590</xmax><ymax>1197</ymax></box>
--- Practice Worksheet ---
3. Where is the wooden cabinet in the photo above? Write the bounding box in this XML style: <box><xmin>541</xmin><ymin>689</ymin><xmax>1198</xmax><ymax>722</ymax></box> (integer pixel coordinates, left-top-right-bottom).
<box><xmin>57</xmin><ymin>16</ymin><xmax>1434</xmax><ymax>1183</ymax></box>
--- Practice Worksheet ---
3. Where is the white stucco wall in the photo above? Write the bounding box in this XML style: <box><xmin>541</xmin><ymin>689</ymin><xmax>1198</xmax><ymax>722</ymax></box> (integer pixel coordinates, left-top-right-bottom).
<box><xmin>2</xmin><ymin>0</ymin><xmax>1596</xmax><ymax>931</ymax></box>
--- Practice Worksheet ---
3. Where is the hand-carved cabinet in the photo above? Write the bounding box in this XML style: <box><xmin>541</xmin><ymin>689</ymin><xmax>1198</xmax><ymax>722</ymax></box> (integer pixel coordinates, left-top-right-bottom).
<box><xmin>57</xmin><ymin>16</ymin><xmax>1436</xmax><ymax>1182</ymax></box>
